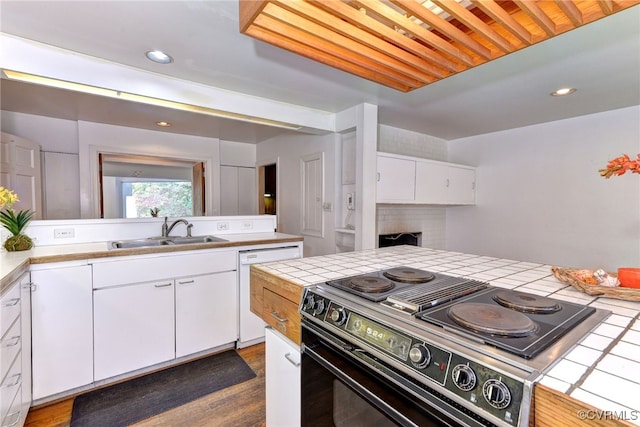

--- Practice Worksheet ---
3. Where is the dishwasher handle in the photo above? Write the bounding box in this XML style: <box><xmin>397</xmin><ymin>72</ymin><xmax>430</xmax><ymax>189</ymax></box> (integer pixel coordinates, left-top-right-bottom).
<box><xmin>239</xmin><ymin>246</ymin><xmax>301</xmax><ymax>265</ymax></box>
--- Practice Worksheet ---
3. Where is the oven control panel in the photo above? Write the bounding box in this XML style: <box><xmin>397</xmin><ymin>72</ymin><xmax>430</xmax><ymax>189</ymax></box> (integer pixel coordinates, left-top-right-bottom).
<box><xmin>446</xmin><ymin>353</ymin><xmax>525</xmax><ymax>425</ymax></box>
<box><xmin>301</xmin><ymin>291</ymin><xmax>451</xmax><ymax>386</ymax></box>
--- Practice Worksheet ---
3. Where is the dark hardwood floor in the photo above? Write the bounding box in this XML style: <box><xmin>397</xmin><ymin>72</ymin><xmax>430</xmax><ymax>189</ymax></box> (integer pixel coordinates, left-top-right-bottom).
<box><xmin>25</xmin><ymin>344</ymin><xmax>266</xmax><ymax>427</ymax></box>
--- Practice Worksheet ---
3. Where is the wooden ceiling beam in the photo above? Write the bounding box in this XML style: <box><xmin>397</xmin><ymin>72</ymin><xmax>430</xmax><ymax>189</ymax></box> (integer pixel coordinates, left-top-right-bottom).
<box><xmin>598</xmin><ymin>0</ymin><xmax>615</xmax><ymax>15</ymax></box>
<box><xmin>390</xmin><ymin>0</ymin><xmax>492</xmax><ymax>60</ymax></box>
<box><xmin>299</xmin><ymin>0</ymin><xmax>460</xmax><ymax>73</ymax></box>
<box><xmin>256</xmin><ymin>9</ymin><xmax>434</xmax><ymax>85</ymax></box>
<box><xmin>470</xmin><ymin>0</ymin><xmax>532</xmax><ymax>45</ymax></box>
<box><xmin>554</xmin><ymin>0</ymin><xmax>584</xmax><ymax>27</ymax></box>
<box><xmin>432</xmin><ymin>0</ymin><xmax>514</xmax><ymax>53</ymax></box>
<box><xmin>354</xmin><ymin>0</ymin><xmax>474</xmax><ymax>66</ymax></box>
<box><xmin>244</xmin><ymin>24</ymin><xmax>413</xmax><ymax>91</ymax></box>
<box><xmin>514</xmin><ymin>0</ymin><xmax>558</xmax><ymax>36</ymax></box>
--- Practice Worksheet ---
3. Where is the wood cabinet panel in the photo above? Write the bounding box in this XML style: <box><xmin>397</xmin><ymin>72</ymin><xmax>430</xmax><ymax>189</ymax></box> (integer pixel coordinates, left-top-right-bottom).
<box><xmin>263</xmin><ymin>288</ymin><xmax>301</xmax><ymax>345</ymax></box>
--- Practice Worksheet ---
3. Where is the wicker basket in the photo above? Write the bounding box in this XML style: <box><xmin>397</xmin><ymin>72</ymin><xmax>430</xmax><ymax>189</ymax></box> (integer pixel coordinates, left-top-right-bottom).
<box><xmin>551</xmin><ymin>266</ymin><xmax>640</xmax><ymax>302</ymax></box>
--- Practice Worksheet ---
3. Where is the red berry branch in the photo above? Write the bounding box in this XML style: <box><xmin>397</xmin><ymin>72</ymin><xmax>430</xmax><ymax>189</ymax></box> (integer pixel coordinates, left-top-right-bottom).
<box><xmin>599</xmin><ymin>153</ymin><xmax>640</xmax><ymax>179</ymax></box>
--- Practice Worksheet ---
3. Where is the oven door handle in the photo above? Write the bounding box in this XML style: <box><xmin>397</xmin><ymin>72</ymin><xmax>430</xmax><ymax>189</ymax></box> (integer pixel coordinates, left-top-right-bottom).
<box><xmin>304</xmin><ymin>345</ymin><xmax>420</xmax><ymax>427</ymax></box>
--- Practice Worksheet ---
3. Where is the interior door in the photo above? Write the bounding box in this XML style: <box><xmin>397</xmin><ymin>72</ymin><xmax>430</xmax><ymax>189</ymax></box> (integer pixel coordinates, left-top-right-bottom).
<box><xmin>0</xmin><ymin>132</ymin><xmax>42</xmax><ymax>218</ymax></box>
<box><xmin>192</xmin><ymin>161</ymin><xmax>205</xmax><ymax>216</ymax></box>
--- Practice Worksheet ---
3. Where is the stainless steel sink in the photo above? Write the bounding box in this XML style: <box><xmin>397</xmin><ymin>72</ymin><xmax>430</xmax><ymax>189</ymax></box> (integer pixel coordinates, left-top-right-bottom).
<box><xmin>109</xmin><ymin>235</ymin><xmax>227</xmax><ymax>250</ymax></box>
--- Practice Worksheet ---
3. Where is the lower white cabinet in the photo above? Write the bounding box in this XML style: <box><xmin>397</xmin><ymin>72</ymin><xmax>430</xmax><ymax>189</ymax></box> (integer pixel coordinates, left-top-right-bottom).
<box><xmin>265</xmin><ymin>327</ymin><xmax>300</xmax><ymax>427</ymax></box>
<box><xmin>0</xmin><ymin>272</ymin><xmax>31</xmax><ymax>427</ymax></box>
<box><xmin>30</xmin><ymin>263</ymin><xmax>93</xmax><ymax>401</ymax></box>
<box><xmin>94</xmin><ymin>280</ymin><xmax>176</xmax><ymax>381</ymax></box>
<box><xmin>175</xmin><ymin>271</ymin><xmax>237</xmax><ymax>358</ymax></box>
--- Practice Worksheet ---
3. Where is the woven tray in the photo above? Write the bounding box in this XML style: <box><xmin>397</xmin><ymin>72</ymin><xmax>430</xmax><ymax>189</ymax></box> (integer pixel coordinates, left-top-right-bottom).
<box><xmin>551</xmin><ymin>266</ymin><xmax>640</xmax><ymax>301</ymax></box>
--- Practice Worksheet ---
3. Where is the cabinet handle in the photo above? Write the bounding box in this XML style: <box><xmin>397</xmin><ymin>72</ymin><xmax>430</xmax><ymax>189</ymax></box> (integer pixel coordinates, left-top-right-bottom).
<box><xmin>154</xmin><ymin>282</ymin><xmax>173</xmax><ymax>288</ymax></box>
<box><xmin>284</xmin><ymin>352</ymin><xmax>300</xmax><ymax>367</ymax></box>
<box><xmin>446</xmin><ymin>178</ymin><xmax>450</xmax><ymax>188</ymax></box>
<box><xmin>270</xmin><ymin>311</ymin><xmax>288</xmax><ymax>323</ymax></box>
<box><xmin>177</xmin><ymin>280</ymin><xmax>195</xmax><ymax>285</ymax></box>
<box><xmin>3</xmin><ymin>298</ymin><xmax>20</xmax><ymax>307</ymax></box>
<box><xmin>3</xmin><ymin>410</ymin><xmax>20</xmax><ymax>427</ymax></box>
<box><xmin>3</xmin><ymin>336</ymin><xmax>20</xmax><ymax>348</ymax></box>
<box><xmin>376</xmin><ymin>172</ymin><xmax>380</xmax><ymax>182</ymax></box>
<box><xmin>3</xmin><ymin>373</ymin><xmax>21</xmax><ymax>388</ymax></box>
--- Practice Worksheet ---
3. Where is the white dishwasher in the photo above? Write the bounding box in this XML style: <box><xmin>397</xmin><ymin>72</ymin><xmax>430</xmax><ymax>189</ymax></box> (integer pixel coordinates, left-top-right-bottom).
<box><xmin>238</xmin><ymin>245</ymin><xmax>302</xmax><ymax>348</ymax></box>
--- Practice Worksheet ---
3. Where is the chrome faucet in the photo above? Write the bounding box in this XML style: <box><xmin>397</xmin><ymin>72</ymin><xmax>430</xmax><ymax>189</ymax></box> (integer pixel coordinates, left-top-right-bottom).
<box><xmin>162</xmin><ymin>217</ymin><xmax>193</xmax><ymax>237</ymax></box>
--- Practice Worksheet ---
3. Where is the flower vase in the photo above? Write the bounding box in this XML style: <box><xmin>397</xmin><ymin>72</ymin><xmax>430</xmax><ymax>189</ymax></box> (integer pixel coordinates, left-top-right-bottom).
<box><xmin>3</xmin><ymin>233</ymin><xmax>34</xmax><ymax>252</ymax></box>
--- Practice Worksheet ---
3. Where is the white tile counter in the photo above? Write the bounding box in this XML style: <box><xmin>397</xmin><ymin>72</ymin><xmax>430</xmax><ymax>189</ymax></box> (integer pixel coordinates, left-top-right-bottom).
<box><xmin>254</xmin><ymin>245</ymin><xmax>640</xmax><ymax>425</ymax></box>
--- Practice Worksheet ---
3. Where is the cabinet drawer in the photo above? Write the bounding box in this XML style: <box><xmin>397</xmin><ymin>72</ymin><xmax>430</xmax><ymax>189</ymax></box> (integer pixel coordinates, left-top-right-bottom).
<box><xmin>0</xmin><ymin>320</ymin><xmax>20</xmax><ymax>384</ymax></box>
<box><xmin>93</xmin><ymin>250</ymin><xmax>237</xmax><ymax>288</ymax></box>
<box><xmin>263</xmin><ymin>289</ymin><xmax>301</xmax><ymax>345</ymax></box>
<box><xmin>0</xmin><ymin>353</ymin><xmax>21</xmax><ymax>423</ymax></box>
<box><xmin>0</xmin><ymin>285</ymin><xmax>20</xmax><ymax>338</ymax></box>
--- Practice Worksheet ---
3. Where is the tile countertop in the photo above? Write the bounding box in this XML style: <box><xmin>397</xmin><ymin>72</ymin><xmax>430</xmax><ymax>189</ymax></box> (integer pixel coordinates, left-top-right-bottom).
<box><xmin>0</xmin><ymin>232</ymin><xmax>303</xmax><ymax>289</ymax></box>
<box><xmin>254</xmin><ymin>245</ymin><xmax>640</xmax><ymax>425</ymax></box>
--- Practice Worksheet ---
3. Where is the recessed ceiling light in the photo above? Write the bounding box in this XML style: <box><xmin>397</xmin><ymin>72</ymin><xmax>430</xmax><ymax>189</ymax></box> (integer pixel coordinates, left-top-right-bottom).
<box><xmin>551</xmin><ymin>87</ymin><xmax>577</xmax><ymax>97</ymax></box>
<box><xmin>156</xmin><ymin>121</ymin><xmax>171</xmax><ymax>127</ymax></box>
<box><xmin>145</xmin><ymin>50</ymin><xmax>173</xmax><ymax>64</ymax></box>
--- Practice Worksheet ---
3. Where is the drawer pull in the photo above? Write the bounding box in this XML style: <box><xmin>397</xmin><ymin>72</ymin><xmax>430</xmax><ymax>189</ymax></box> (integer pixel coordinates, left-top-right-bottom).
<box><xmin>178</xmin><ymin>280</ymin><xmax>195</xmax><ymax>285</ymax></box>
<box><xmin>270</xmin><ymin>311</ymin><xmax>288</xmax><ymax>323</ymax></box>
<box><xmin>284</xmin><ymin>352</ymin><xmax>300</xmax><ymax>367</ymax></box>
<box><xmin>3</xmin><ymin>373</ymin><xmax>21</xmax><ymax>388</ymax></box>
<box><xmin>154</xmin><ymin>283</ymin><xmax>173</xmax><ymax>288</ymax></box>
<box><xmin>3</xmin><ymin>298</ymin><xmax>20</xmax><ymax>307</ymax></box>
<box><xmin>3</xmin><ymin>336</ymin><xmax>20</xmax><ymax>348</ymax></box>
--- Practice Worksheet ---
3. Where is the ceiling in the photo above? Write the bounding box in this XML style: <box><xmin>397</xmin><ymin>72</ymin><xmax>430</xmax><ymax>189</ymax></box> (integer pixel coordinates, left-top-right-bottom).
<box><xmin>0</xmin><ymin>1</ymin><xmax>639</xmax><ymax>142</ymax></box>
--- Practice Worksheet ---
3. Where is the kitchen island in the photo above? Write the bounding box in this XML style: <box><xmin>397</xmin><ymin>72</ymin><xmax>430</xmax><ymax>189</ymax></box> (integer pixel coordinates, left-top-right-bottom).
<box><xmin>251</xmin><ymin>245</ymin><xmax>640</xmax><ymax>427</ymax></box>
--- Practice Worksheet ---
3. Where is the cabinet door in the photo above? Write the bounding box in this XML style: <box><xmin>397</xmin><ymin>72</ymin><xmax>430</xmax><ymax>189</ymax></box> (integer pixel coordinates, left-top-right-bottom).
<box><xmin>376</xmin><ymin>156</ymin><xmax>415</xmax><ymax>202</ymax></box>
<box><xmin>448</xmin><ymin>166</ymin><xmax>476</xmax><ymax>205</ymax></box>
<box><xmin>415</xmin><ymin>161</ymin><xmax>449</xmax><ymax>204</ymax></box>
<box><xmin>237</xmin><ymin>167</ymin><xmax>257</xmax><ymax>215</ymax></box>
<box><xmin>175</xmin><ymin>271</ymin><xmax>238</xmax><ymax>358</ymax></box>
<box><xmin>31</xmin><ymin>265</ymin><xmax>93</xmax><ymax>400</ymax></box>
<box><xmin>220</xmin><ymin>165</ymin><xmax>239</xmax><ymax>215</ymax></box>
<box><xmin>94</xmin><ymin>280</ymin><xmax>175</xmax><ymax>381</ymax></box>
<box><xmin>265</xmin><ymin>328</ymin><xmax>300</xmax><ymax>427</ymax></box>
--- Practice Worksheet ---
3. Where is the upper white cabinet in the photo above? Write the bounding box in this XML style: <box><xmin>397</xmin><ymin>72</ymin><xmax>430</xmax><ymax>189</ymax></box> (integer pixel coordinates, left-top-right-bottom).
<box><xmin>377</xmin><ymin>153</ymin><xmax>475</xmax><ymax>205</ymax></box>
<box><xmin>376</xmin><ymin>154</ymin><xmax>416</xmax><ymax>202</ymax></box>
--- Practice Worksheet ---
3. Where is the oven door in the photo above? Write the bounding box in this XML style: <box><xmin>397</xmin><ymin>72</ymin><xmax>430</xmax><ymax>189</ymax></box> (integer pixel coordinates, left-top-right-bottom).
<box><xmin>301</xmin><ymin>321</ymin><xmax>488</xmax><ymax>427</ymax></box>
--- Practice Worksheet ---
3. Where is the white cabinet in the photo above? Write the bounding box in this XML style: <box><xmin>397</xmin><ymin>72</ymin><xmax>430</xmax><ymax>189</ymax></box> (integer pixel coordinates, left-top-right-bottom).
<box><xmin>94</xmin><ymin>279</ymin><xmax>175</xmax><ymax>380</ymax></box>
<box><xmin>220</xmin><ymin>165</ymin><xmax>257</xmax><ymax>215</ymax></box>
<box><xmin>91</xmin><ymin>250</ymin><xmax>238</xmax><ymax>380</ymax></box>
<box><xmin>0</xmin><ymin>272</ymin><xmax>31</xmax><ymax>427</ymax></box>
<box><xmin>376</xmin><ymin>154</ymin><xmax>415</xmax><ymax>202</ymax></box>
<box><xmin>175</xmin><ymin>271</ymin><xmax>237</xmax><ymax>357</ymax></box>
<box><xmin>30</xmin><ymin>263</ymin><xmax>93</xmax><ymax>401</ymax></box>
<box><xmin>265</xmin><ymin>327</ymin><xmax>300</xmax><ymax>427</ymax></box>
<box><xmin>415</xmin><ymin>161</ymin><xmax>476</xmax><ymax>205</ymax></box>
<box><xmin>377</xmin><ymin>153</ymin><xmax>475</xmax><ymax>205</ymax></box>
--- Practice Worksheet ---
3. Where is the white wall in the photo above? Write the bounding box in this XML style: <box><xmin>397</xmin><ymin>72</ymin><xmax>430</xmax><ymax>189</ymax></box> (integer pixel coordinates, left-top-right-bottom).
<box><xmin>256</xmin><ymin>133</ymin><xmax>337</xmax><ymax>257</ymax></box>
<box><xmin>447</xmin><ymin>106</ymin><xmax>640</xmax><ymax>271</ymax></box>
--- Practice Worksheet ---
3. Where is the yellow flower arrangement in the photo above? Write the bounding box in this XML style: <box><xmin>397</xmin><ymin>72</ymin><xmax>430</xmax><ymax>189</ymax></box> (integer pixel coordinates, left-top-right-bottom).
<box><xmin>0</xmin><ymin>186</ymin><xmax>35</xmax><ymax>251</ymax></box>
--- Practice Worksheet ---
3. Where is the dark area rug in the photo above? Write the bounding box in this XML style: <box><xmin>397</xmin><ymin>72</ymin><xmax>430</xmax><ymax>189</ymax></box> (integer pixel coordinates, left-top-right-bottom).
<box><xmin>71</xmin><ymin>350</ymin><xmax>256</xmax><ymax>427</ymax></box>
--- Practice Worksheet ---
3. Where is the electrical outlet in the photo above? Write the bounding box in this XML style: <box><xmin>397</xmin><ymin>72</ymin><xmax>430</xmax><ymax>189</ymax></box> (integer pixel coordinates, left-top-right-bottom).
<box><xmin>54</xmin><ymin>228</ymin><xmax>75</xmax><ymax>239</ymax></box>
<box><xmin>241</xmin><ymin>221</ymin><xmax>253</xmax><ymax>230</ymax></box>
<box><xmin>216</xmin><ymin>222</ymin><xmax>229</xmax><ymax>231</ymax></box>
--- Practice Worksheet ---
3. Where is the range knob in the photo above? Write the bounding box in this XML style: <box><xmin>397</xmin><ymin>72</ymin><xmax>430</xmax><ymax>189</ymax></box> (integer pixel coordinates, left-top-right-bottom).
<box><xmin>483</xmin><ymin>379</ymin><xmax>511</xmax><ymax>409</ymax></box>
<box><xmin>302</xmin><ymin>294</ymin><xmax>315</xmax><ymax>311</ymax></box>
<box><xmin>409</xmin><ymin>344</ymin><xmax>431</xmax><ymax>368</ymax></box>
<box><xmin>330</xmin><ymin>307</ymin><xmax>347</xmax><ymax>325</ymax></box>
<box><xmin>452</xmin><ymin>364</ymin><xmax>477</xmax><ymax>391</ymax></box>
<box><xmin>313</xmin><ymin>299</ymin><xmax>326</xmax><ymax>316</ymax></box>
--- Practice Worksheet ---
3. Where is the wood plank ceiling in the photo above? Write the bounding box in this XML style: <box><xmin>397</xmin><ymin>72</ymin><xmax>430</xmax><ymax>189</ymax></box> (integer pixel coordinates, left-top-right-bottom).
<box><xmin>240</xmin><ymin>0</ymin><xmax>640</xmax><ymax>92</ymax></box>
